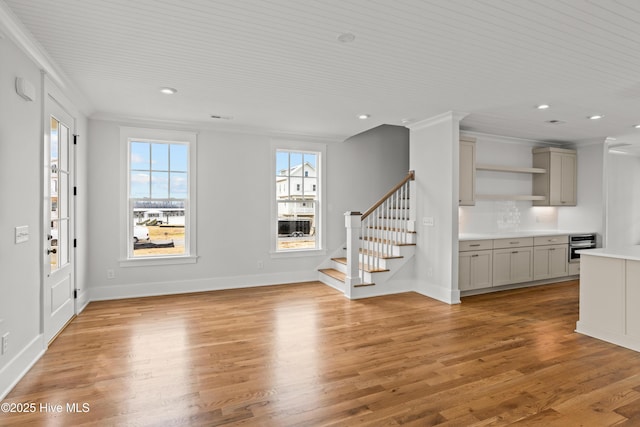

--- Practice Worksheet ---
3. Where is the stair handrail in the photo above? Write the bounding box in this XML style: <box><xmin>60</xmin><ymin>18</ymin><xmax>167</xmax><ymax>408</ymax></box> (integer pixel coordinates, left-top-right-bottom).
<box><xmin>361</xmin><ymin>170</ymin><xmax>415</xmax><ymax>220</ymax></box>
<box><xmin>344</xmin><ymin>171</ymin><xmax>415</xmax><ymax>290</ymax></box>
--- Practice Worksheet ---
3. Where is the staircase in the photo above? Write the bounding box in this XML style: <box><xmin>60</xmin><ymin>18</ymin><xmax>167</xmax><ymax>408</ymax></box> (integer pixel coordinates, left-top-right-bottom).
<box><xmin>319</xmin><ymin>171</ymin><xmax>416</xmax><ymax>299</ymax></box>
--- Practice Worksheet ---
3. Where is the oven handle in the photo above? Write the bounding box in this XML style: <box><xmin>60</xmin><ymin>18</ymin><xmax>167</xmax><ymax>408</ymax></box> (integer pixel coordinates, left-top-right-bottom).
<box><xmin>570</xmin><ymin>242</ymin><xmax>596</xmax><ymax>248</ymax></box>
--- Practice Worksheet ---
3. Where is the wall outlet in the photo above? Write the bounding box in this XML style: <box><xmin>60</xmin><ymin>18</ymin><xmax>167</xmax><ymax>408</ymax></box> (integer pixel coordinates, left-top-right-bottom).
<box><xmin>257</xmin><ymin>260</ymin><xmax>264</xmax><ymax>269</ymax></box>
<box><xmin>427</xmin><ymin>267</ymin><xmax>433</xmax><ymax>277</ymax></box>
<box><xmin>106</xmin><ymin>269</ymin><xmax>115</xmax><ymax>279</ymax></box>
<box><xmin>1</xmin><ymin>332</ymin><xmax>9</xmax><ymax>355</ymax></box>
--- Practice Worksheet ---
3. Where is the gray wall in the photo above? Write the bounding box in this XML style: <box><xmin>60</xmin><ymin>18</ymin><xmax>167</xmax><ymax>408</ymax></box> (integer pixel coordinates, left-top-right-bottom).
<box><xmin>87</xmin><ymin>120</ymin><xmax>409</xmax><ymax>299</ymax></box>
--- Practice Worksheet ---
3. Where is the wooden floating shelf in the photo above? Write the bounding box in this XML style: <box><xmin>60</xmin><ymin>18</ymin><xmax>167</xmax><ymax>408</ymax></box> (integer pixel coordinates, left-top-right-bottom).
<box><xmin>476</xmin><ymin>194</ymin><xmax>546</xmax><ymax>201</ymax></box>
<box><xmin>476</xmin><ymin>164</ymin><xmax>546</xmax><ymax>174</ymax></box>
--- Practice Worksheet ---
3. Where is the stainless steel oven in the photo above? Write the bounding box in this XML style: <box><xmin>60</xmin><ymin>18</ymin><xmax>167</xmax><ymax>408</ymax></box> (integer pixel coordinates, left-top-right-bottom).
<box><xmin>569</xmin><ymin>234</ymin><xmax>597</xmax><ymax>262</ymax></box>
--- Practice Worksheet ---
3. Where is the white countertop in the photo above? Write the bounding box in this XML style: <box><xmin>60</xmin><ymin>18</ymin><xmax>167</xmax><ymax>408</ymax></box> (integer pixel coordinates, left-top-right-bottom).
<box><xmin>578</xmin><ymin>246</ymin><xmax>640</xmax><ymax>262</ymax></box>
<box><xmin>459</xmin><ymin>230</ymin><xmax>584</xmax><ymax>241</ymax></box>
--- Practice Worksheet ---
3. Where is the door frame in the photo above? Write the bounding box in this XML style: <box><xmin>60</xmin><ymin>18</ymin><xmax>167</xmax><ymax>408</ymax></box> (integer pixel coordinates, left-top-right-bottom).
<box><xmin>42</xmin><ymin>76</ymin><xmax>78</xmax><ymax>343</ymax></box>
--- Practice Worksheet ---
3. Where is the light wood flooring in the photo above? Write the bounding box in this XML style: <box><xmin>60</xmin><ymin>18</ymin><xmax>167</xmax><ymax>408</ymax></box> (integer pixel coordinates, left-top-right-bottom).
<box><xmin>4</xmin><ymin>280</ymin><xmax>640</xmax><ymax>426</ymax></box>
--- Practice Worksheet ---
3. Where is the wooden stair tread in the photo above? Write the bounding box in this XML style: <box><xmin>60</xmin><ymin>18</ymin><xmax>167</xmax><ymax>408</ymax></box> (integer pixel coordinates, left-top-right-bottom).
<box><xmin>361</xmin><ymin>236</ymin><xmax>416</xmax><ymax>246</ymax></box>
<box><xmin>319</xmin><ymin>268</ymin><xmax>345</xmax><ymax>282</ymax></box>
<box><xmin>318</xmin><ymin>268</ymin><xmax>374</xmax><ymax>286</ymax></box>
<box><xmin>331</xmin><ymin>258</ymin><xmax>389</xmax><ymax>273</ymax></box>
<box><xmin>365</xmin><ymin>226</ymin><xmax>416</xmax><ymax>233</ymax></box>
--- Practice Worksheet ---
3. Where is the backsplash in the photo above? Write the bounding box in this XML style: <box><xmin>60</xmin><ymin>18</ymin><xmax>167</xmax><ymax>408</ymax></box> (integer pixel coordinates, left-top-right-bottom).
<box><xmin>459</xmin><ymin>201</ymin><xmax>558</xmax><ymax>234</ymax></box>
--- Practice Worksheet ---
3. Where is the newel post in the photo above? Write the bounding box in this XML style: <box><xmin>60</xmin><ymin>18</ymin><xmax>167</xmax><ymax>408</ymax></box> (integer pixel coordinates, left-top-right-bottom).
<box><xmin>344</xmin><ymin>211</ymin><xmax>362</xmax><ymax>297</ymax></box>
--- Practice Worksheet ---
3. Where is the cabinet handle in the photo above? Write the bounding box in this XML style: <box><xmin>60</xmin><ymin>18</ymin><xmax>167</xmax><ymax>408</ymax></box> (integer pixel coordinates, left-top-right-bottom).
<box><xmin>469</xmin><ymin>244</ymin><xmax>481</xmax><ymax>247</ymax></box>
<box><xmin>549</xmin><ymin>248</ymin><xmax>555</xmax><ymax>251</ymax></box>
<box><xmin>510</xmin><ymin>241</ymin><xmax>520</xmax><ymax>244</ymax></box>
<box><xmin>472</xmin><ymin>254</ymin><xmax>479</xmax><ymax>257</ymax></box>
<box><xmin>512</xmin><ymin>251</ymin><xmax>518</xmax><ymax>254</ymax></box>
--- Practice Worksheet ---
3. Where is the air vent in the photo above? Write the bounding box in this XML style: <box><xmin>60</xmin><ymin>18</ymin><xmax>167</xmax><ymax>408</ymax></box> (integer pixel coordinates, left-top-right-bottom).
<box><xmin>545</xmin><ymin>120</ymin><xmax>566</xmax><ymax>125</ymax></box>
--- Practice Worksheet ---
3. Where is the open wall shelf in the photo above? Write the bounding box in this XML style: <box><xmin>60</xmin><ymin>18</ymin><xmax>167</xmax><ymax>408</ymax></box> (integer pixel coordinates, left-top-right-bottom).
<box><xmin>476</xmin><ymin>164</ymin><xmax>546</xmax><ymax>174</ymax></box>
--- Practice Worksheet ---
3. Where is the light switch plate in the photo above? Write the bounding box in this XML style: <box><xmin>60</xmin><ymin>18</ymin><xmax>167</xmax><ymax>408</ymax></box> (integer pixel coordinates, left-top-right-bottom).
<box><xmin>15</xmin><ymin>226</ymin><xmax>29</xmax><ymax>244</ymax></box>
<box><xmin>423</xmin><ymin>217</ymin><xmax>434</xmax><ymax>227</ymax></box>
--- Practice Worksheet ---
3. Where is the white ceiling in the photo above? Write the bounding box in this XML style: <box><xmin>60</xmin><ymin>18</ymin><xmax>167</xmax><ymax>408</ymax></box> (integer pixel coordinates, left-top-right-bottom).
<box><xmin>4</xmin><ymin>0</ymin><xmax>640</xmax><ymax>143</ymax></box>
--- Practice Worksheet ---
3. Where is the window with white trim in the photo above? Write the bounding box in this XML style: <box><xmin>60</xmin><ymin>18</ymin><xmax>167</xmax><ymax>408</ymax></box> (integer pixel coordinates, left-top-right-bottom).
<box><xmin>121</xmin><ymin>127</ymin><xmax>197</xmax><ymax>265</ymax></box>
<box><xmin>274</xmin><ymin>148</ymin><xmax>322</xmax><ymax>252</ymax></box>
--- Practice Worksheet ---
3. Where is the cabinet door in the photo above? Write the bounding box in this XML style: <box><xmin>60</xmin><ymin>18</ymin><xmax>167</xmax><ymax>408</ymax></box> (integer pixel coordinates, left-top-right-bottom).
<box><xmin>533</xmin><ymin>246</ymin><xmax>551</xmax><ymax>280</ymax></box>
<box><xmin>459</xmin><ymin>139</ymin><xmax>475</xmax><ymax>206</ymax></box>
<box><xmin>459</xmin><ymin>252</ymin><xmax>472</xmax><ymax>290</ymax></box>
<box><xmin>550</xmin><ymin>152</ymin><xmax>576</xmax><ymax>206</ymax></box>
<box><xmin>459</xmin><ymin>250</ymin><xmax>492</xmax><ymax>290</ymax></box>
<box><xmin>560</xmin><ymin>154</ymin><xmax>577</xmax><ymax>205</ymax></box>
<box><xmin>492</xmin><ymin>249</ymin><xmax>513</xmax><ymax>286</ymax></box>
<box><xmin>510</xmin><ymin>247</ymin><xmax>533</xmax><ymax>284</ymax></box>
<box><xmin>548</xmin><ymin>244</ymin><xmax>569</xmax><ymax>278</ymax></box>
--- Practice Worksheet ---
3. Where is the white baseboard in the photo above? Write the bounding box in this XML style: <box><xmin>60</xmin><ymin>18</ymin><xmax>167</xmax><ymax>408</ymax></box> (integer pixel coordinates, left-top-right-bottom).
<box><xmin>0</xmin><ymin>334</ymin><xmax>45</xmax><ymax>401</ymax></box>
<box><xmin>90</xmin><ymin>271</ymin><xmax>319</xmax><ymax>301</ymax></box>
<box><xmin>414</xmin><ymin>281</ymin><xmax>461</xmax><ymax>304</ymax></box>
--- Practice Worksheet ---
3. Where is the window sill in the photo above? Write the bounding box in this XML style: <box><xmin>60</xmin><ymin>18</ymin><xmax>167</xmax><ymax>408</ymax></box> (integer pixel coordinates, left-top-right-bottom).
<box><xmin>119</xmin><ymin>255</ymin><xmax>198</xmax><ymax>267</ymax></box>
<box><xmin>270</xmin><ymin>249</ymin><xmax>326</xmax><ymax>259</ymax></box>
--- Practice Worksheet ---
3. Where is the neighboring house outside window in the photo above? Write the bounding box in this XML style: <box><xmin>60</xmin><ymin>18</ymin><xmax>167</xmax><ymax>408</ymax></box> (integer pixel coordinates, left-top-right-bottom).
<box><xmin>272</xmin><ymin>141</ymin><xmax>325</xmax><ymax>255</ymax></box>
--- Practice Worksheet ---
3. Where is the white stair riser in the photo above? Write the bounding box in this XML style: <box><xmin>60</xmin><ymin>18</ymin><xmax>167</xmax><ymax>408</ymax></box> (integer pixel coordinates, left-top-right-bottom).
<box><xmin>361</xmin><ymin>234</ymin><xmax>416</xmax><ymax>247</ymax></box>
<box><xmin>371</xmin><ymin>219</ymin><xmax>412</xmax><ymax>228</ymax></box>
<box><xmin>318</xmin><ymin>271</ymin><xmax>346</xmax><ymax>293</ymax></box>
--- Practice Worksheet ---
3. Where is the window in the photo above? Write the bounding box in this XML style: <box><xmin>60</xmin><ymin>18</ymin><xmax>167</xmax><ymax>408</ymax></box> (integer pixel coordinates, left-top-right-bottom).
<box><xmin>273</xmin><ymin>143</ymin><xmax>324</xmax><ymax>254</ymax></box>
<box><xmin>120</xmin><ymin>127</ymin><xmax>197</xmax><ymax>265</ymax></box>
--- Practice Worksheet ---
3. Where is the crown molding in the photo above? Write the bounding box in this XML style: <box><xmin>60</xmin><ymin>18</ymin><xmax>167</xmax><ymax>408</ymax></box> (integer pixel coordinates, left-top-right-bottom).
<box><xmin>0</xmin><ymin>0</ymin><xmax>93</xmax><ymax>115</ymax></box>
<box><xmin>90</xmin><ymin>113</ymin><xmax>346</xmax><ymax>144</ymax></box>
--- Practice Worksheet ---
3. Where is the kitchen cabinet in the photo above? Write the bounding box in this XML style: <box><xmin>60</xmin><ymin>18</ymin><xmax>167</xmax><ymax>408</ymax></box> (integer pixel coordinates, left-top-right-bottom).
<box><xmin>459</xmin><ymin>250</ymin><xmax>493</xmax><ymax>291</ymax></box>
<box><xmin>532</xmin><ymin>147</ymin><xmax>577</xmax><ymax>206</ymax></box>
<box><xmin>533</xmin><ymin>235</ymin><xmax>569</xmax><ymax>280</ymax></box>
<box><xmin>577</xmin><ymin>248</ymin><xmax>640</xmax><ymax>352</ymax></box>
<box><xmin>493</xmin><ymin>246</ymin><xmax>534</xmax><ymax>286</ymax></box>
<box><xmin>533</xmin><ymin>244</ymin><xmax>569</xmax><ymax>280</ymax></box>
<box><xmin>459</xmin><ymin>136</ymin><xmax>476</xmax><ymax>206</ymax></box>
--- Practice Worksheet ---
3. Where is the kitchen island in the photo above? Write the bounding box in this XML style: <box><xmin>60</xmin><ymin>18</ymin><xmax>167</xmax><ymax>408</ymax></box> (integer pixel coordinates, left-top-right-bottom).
<box><xmin>576</xmin><ymin>246</ymin><xmax>640</xmax><ymax>352</ymax></box>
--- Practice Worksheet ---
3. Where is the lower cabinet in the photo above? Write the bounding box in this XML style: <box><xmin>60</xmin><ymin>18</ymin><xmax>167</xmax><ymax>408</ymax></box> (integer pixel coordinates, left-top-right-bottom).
<box><xmin>492</xmin><ymin>247</ymin><xmax>534</xmax><ymax>286</ymax></box>
<box><xmin>459</xmin><ymin>235</ymin><xmax>573</xmax><ymax>293</ymax></box>
<box><xmin>533</xmin><ymin>244</ymin><xmax>569</xmax><ymax>280</ymax></box>
<box><xmin>459</xmin><ymin>250</ymin><xmax>493</xmax><ymax>291</ymax></box>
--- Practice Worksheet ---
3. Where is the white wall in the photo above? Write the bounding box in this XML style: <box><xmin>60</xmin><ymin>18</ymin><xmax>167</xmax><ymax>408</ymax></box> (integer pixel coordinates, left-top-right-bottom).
<box><xmin>557</xmin><ymin>142</ymin><xmax>604</xmax><ymax>239</ymax></box>
<box><xmin>604</xmin><ymin>151</ymin><xmax>640</xmax><ymax>247</ymax></box>
<box><xmin>458</xmin><ymin>133</ymin><xmax>603</xmax><ymax>237</ymax></box>
<box><xmin>409</xmin><ymin>112</ymin><xmax>465</xmax><ymax>304</ymax></box>
<box><xmin>0</xmin><ymin>34</ymin><xmax>45</xmax><ymax>398</ymax></box>
<box><xmin>0</xmin><ymin>35</ymin><xmax>90</xmax><ymax>399</ymax></box>
<box><xmin>459</xmin><ymin>133</ymin><xmax>559</xmax><ymax>234</ymax></box>
<box><xmin>87</xmin><ymin>120</ymin><xmax>409</xmax><ymax>299</ymax></box>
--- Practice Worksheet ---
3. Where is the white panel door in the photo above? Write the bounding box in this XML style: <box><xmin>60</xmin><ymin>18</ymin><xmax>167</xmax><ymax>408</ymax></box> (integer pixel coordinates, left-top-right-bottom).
<box><xmin>43</xmin><ymin>90</ymin><xmax>75</xmax><ymax>344</ymax></box>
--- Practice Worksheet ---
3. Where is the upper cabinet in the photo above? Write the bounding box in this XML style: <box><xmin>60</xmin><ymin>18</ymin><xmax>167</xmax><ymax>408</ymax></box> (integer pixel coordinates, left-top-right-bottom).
<box><xmin>459</xmin><ymin>136</ymin><xmax>476</xmax><ymax>206</ymax></box>
<box><xmin>532</xmin><ymin>147</ymin><xmax>577</xmax><ymax>206</ymax></box>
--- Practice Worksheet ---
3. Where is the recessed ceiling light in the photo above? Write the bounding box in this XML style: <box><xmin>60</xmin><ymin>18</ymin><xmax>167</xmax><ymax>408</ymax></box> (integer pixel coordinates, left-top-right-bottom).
<box><xmin>358</xmin><ymin>114</ymin><xmax>370</xmax><ymax>120</ymax></box>
<box><xmin>588</xmin><ymin>115</ymin><xmax>604</xmax><ymax>120</ymax></box>
<box><xmin>536</xmin><ymin>104</ymin><xmax>550</xmax><ymax>109</ymax></box>
<box><xmin>160</xmin><ymin>87</ymin><xmax>177</xmax><ymax>95</ymax></box>
<box><xmin>634</xmin><ymin>124</ymin><xmax>640</xmax><ymax>129</ymax></box>
<box><xmin>337</xmin><ymin>32</ymin><xmax>356</xmax><ymax>43</ymax></box>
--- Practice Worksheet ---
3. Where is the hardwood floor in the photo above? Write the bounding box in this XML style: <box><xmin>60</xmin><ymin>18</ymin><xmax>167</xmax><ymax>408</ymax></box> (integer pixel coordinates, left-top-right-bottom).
<box><xmin>4</xmin><ymin>280</ymin><xmax>640</xmax><ymax>426</ymax></box>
